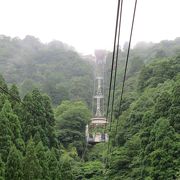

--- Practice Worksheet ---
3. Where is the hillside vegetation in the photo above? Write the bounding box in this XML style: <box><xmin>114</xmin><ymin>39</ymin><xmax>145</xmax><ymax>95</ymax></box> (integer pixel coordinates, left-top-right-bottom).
<box><xmin>108</xmin><ymin>56</ymin><xmax>180</xmax><ymax>179</ymax></box>
<box><xmin>0</xmin><ymin>35</ymin><xmax>93</xmax><ymax>106</ymax></box>
<box><xmin>0</xmin><ymin>36</ymin><xmax>179</xmax><ymax>179</ymax></box>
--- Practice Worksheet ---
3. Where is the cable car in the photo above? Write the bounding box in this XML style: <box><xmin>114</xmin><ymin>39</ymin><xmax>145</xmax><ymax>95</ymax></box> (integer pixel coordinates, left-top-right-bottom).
<box><xmin>86</xmin><ymin>118</ymin><xmax>108</xmax><ymax>144</ymax></box>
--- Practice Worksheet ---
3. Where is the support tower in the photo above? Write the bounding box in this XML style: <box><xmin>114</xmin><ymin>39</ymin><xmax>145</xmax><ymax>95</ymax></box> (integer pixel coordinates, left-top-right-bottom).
<box><xmin>86</xmin><ymin>50</ymin><xmax>108</xmax><ymax>144</ymax></box>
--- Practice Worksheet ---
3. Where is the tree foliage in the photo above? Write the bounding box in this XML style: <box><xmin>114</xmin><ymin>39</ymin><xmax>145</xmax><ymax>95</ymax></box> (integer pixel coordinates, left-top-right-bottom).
<box><xmin>0</xmin><ymin>35</ymin><xmax>93</xmax><ymax>106</ymax></box>
<box><xmin>0</xmin><ymin>36</ymin><xmax>180</xmax><ymax>179</ymax></box>
<box><xmin>55</xmin><ymin>101</ymin><xmax>91</xmax><ymax>155</ymax></box>
<box><xmin>107</xmin><ymin>56</ymin><xmax>180</xmax><ymax>179</ymax></box>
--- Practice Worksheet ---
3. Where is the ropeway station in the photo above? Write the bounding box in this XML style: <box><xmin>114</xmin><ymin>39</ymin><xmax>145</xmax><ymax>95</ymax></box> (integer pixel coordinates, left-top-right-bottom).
<box><xmin>86</xmin><ymin>50</ymin><xmax>108</xmax><ymax>144</ymax></box>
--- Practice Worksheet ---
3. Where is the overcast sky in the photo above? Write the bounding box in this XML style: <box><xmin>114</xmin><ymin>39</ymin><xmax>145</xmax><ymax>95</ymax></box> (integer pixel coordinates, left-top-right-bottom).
<box><xmin>0</xmin><ymin>0</ymin><xmax>180</xmax><ymax>54</ymax></box>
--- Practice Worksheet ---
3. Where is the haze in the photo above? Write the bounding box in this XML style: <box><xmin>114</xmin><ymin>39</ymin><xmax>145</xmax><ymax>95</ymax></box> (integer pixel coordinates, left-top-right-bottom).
<box><xmin>0</xmin><ymin>0</ymin><xmax>180</xmax><ymax>54</ymax></box>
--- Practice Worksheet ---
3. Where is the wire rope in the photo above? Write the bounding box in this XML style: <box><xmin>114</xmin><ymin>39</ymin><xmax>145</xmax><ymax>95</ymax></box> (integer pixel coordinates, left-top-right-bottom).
<box><xmin>105</xmin><ymin>0</ymin><xmax>138</xmax><ymax>173</ymax></box>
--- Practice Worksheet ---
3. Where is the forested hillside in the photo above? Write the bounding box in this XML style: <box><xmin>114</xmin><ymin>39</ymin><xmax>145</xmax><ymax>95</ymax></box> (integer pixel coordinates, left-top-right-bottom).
<box><xmin>0</xmin><ymin>35</ymin><xmax>93</xmax><ymax>106</ymax></box>
<box><xmin>0</xmin><ymin>36</ymin><xmax>179</xmax><ymax>179</ymax></box>
<box><xmin>97</xmin><ymin>39</ymin><xmax>180</xmax><ymax>179</ymax></box>
<box><xmin>108</xmin><ymin>56</ymin><xmax>180</xmax><ymax>179</ymax></box>
<box><xmin>0</xmin><ymin>75</ymin><xmax>92</xmax><ymax>179</ymax></box>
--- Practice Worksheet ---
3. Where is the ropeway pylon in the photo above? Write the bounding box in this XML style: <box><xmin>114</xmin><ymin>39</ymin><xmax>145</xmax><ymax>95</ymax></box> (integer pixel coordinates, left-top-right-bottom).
<box><xmin>86</xmin><ymin>50</ymin><xmax>108</xmax><ymax>144</ymax></box>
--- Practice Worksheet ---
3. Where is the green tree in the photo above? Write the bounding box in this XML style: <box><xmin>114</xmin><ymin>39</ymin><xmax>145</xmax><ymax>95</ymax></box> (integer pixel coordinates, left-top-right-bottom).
<box><xmin>73</xmin><ymin>161</ymin><xmax>104</xmax><ymax>180</ymax></box>
<box><xmin>146</xmin><ymin>118</ymin><xmax>177</xmax><ymax>179</ymax></box>
<box><xmin>42</xmin><ymin>94</ymin><xmax>57</xmax><ymax>147</ymax></box>
<box><xmin>22</xmin><ymin>89</ymin><xmax>56</xmax><ymax>147</ymax></box>
<box><xmin>128</xmin><ymin>56</ymin><xmax>144</xmax><ymax>76</ymax></box>
<box><xmin>47</xmin><ymin>148</ymin><xmax>61</xmax><ymax>180</ymax></box>
<box><xmin>23</xmin><ymin>138</ymin><xmax>42</xmax><ymax>180</ymax></box>
<box><xmin>59</xmin><ymin>149</ymin><xmax>74</xmax><ymax>180</ymax></box>
<box><xmin>154</xmin><ymin>91</ymin><xmax>171</xmax><ymax>118</ymax></box>
<box><xmin>2</xmin><ymin>100</ymin><xmax>22</xmax><ymax>147</ymax></box>
<box><xmin>8</xmin><ymin>84</ymin><xmax>22</xmax><ymax>117</ymax></box>
<box><xmin>0</xmin><ymin>103</ymin><xmax>12</xmax><ymax>161</ymax></box>
<box><xmin>0</xmin><ymin>155</ymin><xmax>5</xmax><ymax>180</ymax></box>
<box><xmin>56</xmin><ymin>101</ymin><xmax>90</xmax><ymax>155</ymax></box>
<box><xmin>35</xmin><ymin>141</ymin><xmax>49</xmax><ymax>180</ymax></box>
<box><xmin>169</xmin><ymin>81</ymin><xmax>180</xmax><ymax>133</ymax></box>
<box><xmin>21</xmin><ymin>92</ymin><xmax>35</xmax><ymax>142</ymax></box>
<box><xmin>5</xmin><ymin>145</ymin><xmax>23</xmax><ymax>180</ymax></box>
<box><xmin>0</xmin><ymin>74</ymin><xmax>8</xmax><ymax>111</ymax></box>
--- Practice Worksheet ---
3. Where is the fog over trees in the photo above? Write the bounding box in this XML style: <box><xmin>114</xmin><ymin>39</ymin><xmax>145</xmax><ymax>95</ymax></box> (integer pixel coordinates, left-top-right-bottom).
<box><xmin>0</xmin><ymin>35</ymin><xmax>179</xmax><ymax>179</ymax></box>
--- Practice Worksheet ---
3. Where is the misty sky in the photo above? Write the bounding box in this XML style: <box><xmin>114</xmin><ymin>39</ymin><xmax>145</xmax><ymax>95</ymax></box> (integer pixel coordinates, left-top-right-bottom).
<box><xmin>0</xmin><ymin>0</ymin><xmax>180</xmax><ymax>54</ymax></box>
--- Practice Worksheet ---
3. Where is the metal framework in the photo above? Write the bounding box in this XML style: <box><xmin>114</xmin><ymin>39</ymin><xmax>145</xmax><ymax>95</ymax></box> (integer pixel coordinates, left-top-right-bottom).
<box><xmin>86</xmin><ymin>50</ymin><xmax>108</xmax><ymax>144</ymax></box>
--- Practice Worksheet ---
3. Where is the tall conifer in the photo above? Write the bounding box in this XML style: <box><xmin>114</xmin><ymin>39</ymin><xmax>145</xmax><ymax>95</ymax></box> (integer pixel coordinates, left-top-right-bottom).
<box><xmin>0</xmin><ymin>155</ymin><xmax>5</xmax><ymax>180</ymax></box>
<box><xmin>0</xmin><ymin>106</ymin><xmax>12</xmax><ymax>161</ymax></box>
<box><xmin>5</xmin><ymin>145</ymin><xmax>23</xmax><ymax>180</ymax></box>
<box><xmin>23</xmin><ymin>138</ymin><xmax>42</xmax><ymax>180</ymax></box>
<box><xmin>35</xmin><ymin>141</ymin><xmax>49</xmax><ymax>179</ymax></box>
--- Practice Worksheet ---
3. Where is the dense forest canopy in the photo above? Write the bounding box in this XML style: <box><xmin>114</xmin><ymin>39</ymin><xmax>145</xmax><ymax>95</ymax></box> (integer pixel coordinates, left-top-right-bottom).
<box><xmin>104</xmin><ymin>38</ymin><xmax>180</xmax><ymax>180</ymax></box>
<box><xmin>0</xmin><ymin>35</ymin><xmax>179</xmax><ymax>179</ymax></box>
<box><xmin>0</xmin><ymin>35</ymin><xmax>94</xmax><ymax>106</ymax></box>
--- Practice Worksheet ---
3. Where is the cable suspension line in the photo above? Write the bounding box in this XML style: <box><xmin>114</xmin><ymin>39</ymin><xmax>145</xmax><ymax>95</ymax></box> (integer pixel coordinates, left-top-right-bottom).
<box><xmin>103</xmin><ymin>0</ymin><xmax>123</xmax><ymax>168</ymax></box>
<box><xmin>114</xmin><ymin>0</ymin><xmax>138</xmax><ymax>139</ymax></box>
<box><xmin>0</xmin><ymin>86</ymin><xmax>43</xmax><ymax>117</ymax></box>
<box><xmin>107</xmin><ymin>0</ymin><xmax>124</xmax><ymax>149</ymax></box>
<box><xmin>105</xmin><ymin>0</ymin><xmax>138</xmax><ymax>172</ymax></box>
<box><xmin>105</xmin><ymin>0</ymin><xmax>121</xmax><ymax>123</ymax></box>
<box><xmin>104</xmin><ymin>0</ymin><xmax>122</xmax><ymax>150</ymax></box>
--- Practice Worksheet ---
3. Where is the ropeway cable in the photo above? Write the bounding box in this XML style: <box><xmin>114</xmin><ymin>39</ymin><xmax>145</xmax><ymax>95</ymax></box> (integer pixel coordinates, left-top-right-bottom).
<box><xmin>0</xmin><ymin>86</ymin><xmax>42</xmax><ymax>117</ymax></box>
<box><xmin>114</xmin><ymin>0</ymin><xmax>138</xmax><ymax>139</ymax></box>
<box><xmin>105</xmin><ymin>0</ymin><xmax>138</xmax><ymax>173</ymax></box>
<box><xmin>103</xmin><ymin>0</ymin><xmax>123</xmax><ymax>170</ymax></box>
<box><xmin>107</xmin><ymin>0</ymin><xmax>124</xmax><ymax>151</ymax></box>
